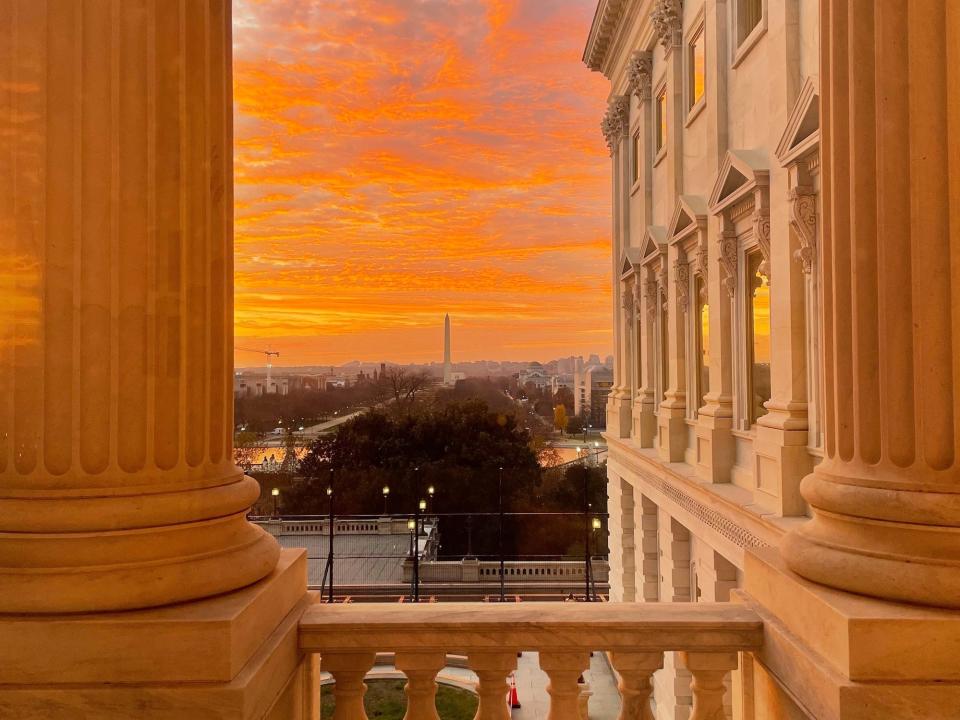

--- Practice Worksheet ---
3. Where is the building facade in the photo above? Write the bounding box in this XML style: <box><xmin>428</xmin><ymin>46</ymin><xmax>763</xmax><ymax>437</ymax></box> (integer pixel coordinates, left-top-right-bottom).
<box><xmin>585</xmin><ymin>0</ymin><xmax>821</xmax><ymax>717</ymax></box>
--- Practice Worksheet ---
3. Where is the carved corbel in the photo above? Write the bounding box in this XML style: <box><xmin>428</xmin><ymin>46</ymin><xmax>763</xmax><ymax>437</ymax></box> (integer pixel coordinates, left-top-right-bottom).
<box><xmin>752</xmin><ymin>210</ymin><xmax>771</xmax><ymax>282</ymax></box>
<box><xmin>675</xmin><ymin>259</ymin><xmax>690</xmax><ymax>314</ymax></box>
<box><xmin>644</xmin><ymin>278</ymin><xmax>659</xmax><ymax>316</ymax></box>
<box><xmin>621</xmin><ymin>284</ymin><xmax>636</xmax><ymax>323</ymax></box>
<box><xmin>719</xmin><ymin>226</ymin><xmax>738</xmax><ymax>298</ymax></box>
<box><xmin>627</xmin><ymin>51</ymin><xmax>653</xmax><ymax>102</ymax></box>
<box><xmin>651</xmin><ymin>0</ymin><xmax>683</xmax><ymax>52</ymax></box>
<box><xmin>694</xmin><ymin>232</ymin><xmax>708</xmax><ymax>289</ymax></box>
<box><xmin>789</xmin><ymin>186</ymin><xmax>817</xmax><ymax>273</ymax></box>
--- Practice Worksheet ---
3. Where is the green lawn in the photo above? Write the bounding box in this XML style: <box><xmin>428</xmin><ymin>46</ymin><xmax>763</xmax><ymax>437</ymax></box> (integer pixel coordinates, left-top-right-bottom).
<box><xmin>321</xmin><ymin>679</ymin><xmax>478</xmax><ymax>720</ymax></box>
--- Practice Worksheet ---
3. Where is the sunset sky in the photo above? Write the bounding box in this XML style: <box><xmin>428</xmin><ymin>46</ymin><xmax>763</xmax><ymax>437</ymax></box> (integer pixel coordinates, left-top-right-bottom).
<box><xmin>232</xmin><ymin>0</ymin><xmax>611</xmax><ymax>367</ymax></box>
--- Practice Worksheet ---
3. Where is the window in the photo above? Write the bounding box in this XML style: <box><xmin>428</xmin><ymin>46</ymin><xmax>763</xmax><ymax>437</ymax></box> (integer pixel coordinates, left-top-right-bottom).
<box><xmin>737</xmin><ymin>0</ymin><xmax>762</xmax><ymax>46</ymax></box>
<box><xmin>746</xmin><ymin>252</ymin><xmax>770</xmax><ymax>424</ymax></box>
<box><xmin>632</xmin><ymin>131</ymin><xmax>640</xmax><ymax>184</ymax></box>
<box><xmin>695</xmin><ymin>276</ymin><xmax>710</xmax><ymax>410</ymax></box>
<box><xmin>688</xmin><ymin>25</ymin><xmax>706</xmax><ymax>109</ymax></box>
<box><xmin>655</xmin><ymin>86</ymin><xmax>667</xmax><ymax>154</ymax></box>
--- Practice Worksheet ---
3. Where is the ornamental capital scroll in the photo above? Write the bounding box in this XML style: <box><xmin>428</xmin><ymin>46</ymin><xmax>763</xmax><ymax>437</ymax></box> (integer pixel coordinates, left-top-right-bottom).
<box><xmin>601</xmin><ymin>95</ymin><xmax>630</xmax><ymax>156</ymax></box>
<box><xmin>651</xmin><ymin>0</ymin><xmax>683</xmax><ymax>52</ymax></box>
<box><xmin>627</xmin><ymin>51</ymin><xmax>653</xmax><ymax>102</ymax></box>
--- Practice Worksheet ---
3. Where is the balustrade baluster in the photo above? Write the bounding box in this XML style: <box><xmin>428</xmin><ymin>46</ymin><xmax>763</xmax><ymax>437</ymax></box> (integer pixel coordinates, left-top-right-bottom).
<box><xmin>395</xmin><ymin>651</ymin><xmax>446</xmax><ymax>720</ymax></box>
<box><xmin>468</xmin><ymin>651</ymin><xmax>518</xmax><ymax>720</ymax></box>
<box><xmin>321</xmin><ymin>651</ymin><xmax>376</xmax><ymax>720</ymax></box>
<box><xmin>539</xmin><ymin>651</ymin><xmax>592</xmax><ymax>720</ymax></box>
<box><xmin>609</xmin><ymin>651</ymin><xmax>663</xmax><ymax>720</ymax></box>
<box><xmin>679</xmin><ymin>652</ymin><xmax>738</xmax><ymax>720</ymax></box>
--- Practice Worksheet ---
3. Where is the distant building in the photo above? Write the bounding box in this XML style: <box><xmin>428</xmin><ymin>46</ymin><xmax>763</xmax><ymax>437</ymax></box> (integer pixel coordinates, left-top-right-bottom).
<box><xmin>519</xmin><ymin>362</ymin><xmax>551</xmax><ymax>390</ymax></box>
<box><xmin>574</xmin><ymin>364</ymin><xmax>613</xmax><ymax>428</ymax></box>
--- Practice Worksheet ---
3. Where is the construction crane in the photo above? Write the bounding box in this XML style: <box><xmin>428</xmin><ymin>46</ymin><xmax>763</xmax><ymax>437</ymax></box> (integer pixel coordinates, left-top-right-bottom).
<box><xmin>236</xmin><ymin>347</ymin><xmax>280</xmax><ymax>394</ymax></box>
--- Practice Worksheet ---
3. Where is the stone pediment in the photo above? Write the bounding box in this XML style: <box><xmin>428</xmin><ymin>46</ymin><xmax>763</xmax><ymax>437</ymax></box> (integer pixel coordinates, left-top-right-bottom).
<box><xmin>668</xmin><ymin>195</ymin><xmax>709</xmax><ymax>242</ymax></box>
<box><xmin>620</xmin><ymin>247</ymin><xmax>644</xmax><ymax>278</ymax></box>
<box><xmin>709</xmin><ymin>149</ymin><xmax>769</xmax><ymax>214</ymax></box>
<box><xmin>776</xmin><ymin>77</ymin><xmax>820</xmax><ymax>166</ymax></box>
<box><xmin>640</xmin><ymin>226</ymin><xmax>668</xmax><ymax>265</ymax></box>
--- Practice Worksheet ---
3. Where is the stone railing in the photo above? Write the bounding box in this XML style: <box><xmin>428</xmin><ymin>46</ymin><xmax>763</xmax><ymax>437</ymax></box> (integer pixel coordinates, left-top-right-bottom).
<box><xmin>299</xmin><ymin>601</ymin><xmax>762</xmax><ymax>719</ymax></box>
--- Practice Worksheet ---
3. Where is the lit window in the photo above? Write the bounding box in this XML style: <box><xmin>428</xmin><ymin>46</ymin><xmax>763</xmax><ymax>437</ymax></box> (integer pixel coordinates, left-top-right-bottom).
<box><xmin>689</xmin><ymin>26</ymin><xmax>705</xmax><ymax>109</ymax></box>
<box><xmin>655</xmin><ymin>87</ymin><xmax>667</xmax><ymax>153</ymax></box>
<box><xmin>737</xmin><ymin>0</ymin><xmax>762</xmax><ymax>46</ymax></box>
<box><xmin>746</xmin><ymin>252</ymin><xmax>770</xmax><ymax>424</ymax></box>
<box><xmin>695</xmin><ymin>276</ymin><xmax>709</xmax><ymax>409</ymax></box>
<box><xmin>632</xmin><ymin>131</ymin><xmax>640</xmax><ymax>184</ymax></box>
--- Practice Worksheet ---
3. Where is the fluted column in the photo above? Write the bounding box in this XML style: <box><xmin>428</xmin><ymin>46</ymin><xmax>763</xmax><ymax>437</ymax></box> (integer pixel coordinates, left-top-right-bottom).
<box><xmin>0</xmin><ymin>0</ymin><xmax>278</xmax><ymax>613</ymax></box>
<box><xmin>783</xmin><ymin>0</ymin><xmax>960</xmax><ymax>607</ymax></box>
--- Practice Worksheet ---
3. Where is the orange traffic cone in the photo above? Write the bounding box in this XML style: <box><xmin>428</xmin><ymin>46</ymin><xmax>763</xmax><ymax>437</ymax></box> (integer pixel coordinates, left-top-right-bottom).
<box><xmin>509</xmin><ymin>673</ymin><xmax>521</xmax><ymax>709</ymax></box>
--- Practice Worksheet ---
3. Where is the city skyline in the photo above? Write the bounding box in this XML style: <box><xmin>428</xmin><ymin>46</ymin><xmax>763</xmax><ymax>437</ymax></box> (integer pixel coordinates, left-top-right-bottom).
<box><xmin>232</xmin><ymin>0</ymin><xmax>612</xmax><ymax>366</ymax></box>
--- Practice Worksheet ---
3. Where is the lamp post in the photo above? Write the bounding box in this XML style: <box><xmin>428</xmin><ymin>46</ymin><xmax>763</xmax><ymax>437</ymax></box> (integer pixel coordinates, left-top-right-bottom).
<box><xmin>382</xmin><ymin>485</ymin><xmax>390</xmax><ymax>515</ymax></box>
<box><xmin>407</xmin><ymin>518</ymin><xmax>416</xmax><ymax>601</ymax></box>
<box><xmin>498</xmin><ymin>466</ymin><xmax>505</xmax><ymax>602</ymax></box>
<box><xmin>583</xmin><ymin>468</ymin><xmax>591</xmax><ymax>602</ymax></box>
<box><xmin>427</xmin><ymin>485</ymin><xmax>435</xmax><ymax>513</ymax></box>
<box><xmin>271</xmin><ymin>487</ymin><xmax>280</xmax><ymax>517</ymax></box>
<box><xmin>326</xmin><ymin>473</ymin><xmax>334</xmax><ymax>604</ymax></box>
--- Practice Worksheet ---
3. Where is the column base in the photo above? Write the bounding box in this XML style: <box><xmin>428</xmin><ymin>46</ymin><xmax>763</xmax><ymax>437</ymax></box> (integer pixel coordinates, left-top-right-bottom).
<box><xmin>607</xmin><ymin>392</ymin><xmax>633</xmax><ymax>439</ymax></box>
<box><xmin>751</xmin><ymin>424</ymin><xmax>811</xmax><ymax>516</ymax></box>
<box><xmin>693</xmin><ymin>414</ymin><xmax>734</xmax><ymax>483</ymax></box>
<box><xmin>738</xmin><ymin>547</ymin><xmax>960</xmax><ymax>720</ymax></box>
<box><xmin>632</xmin><ymin>397</ymin><xmax>657</xmax><ymax>447</ymax></box>
<box><xmin>0</xmin><ymin>549</ymin><xmax>316</xmax><ymax>720</ymax></box>
<box><xmin>657</xmin><ymin>407</ymin><xmax>687</xmax><ymax>463</ymax></box>
<box><xmin>783</xmin><ymin>467</ymin><xmax>960</xmax><ymax>608</ymax></box>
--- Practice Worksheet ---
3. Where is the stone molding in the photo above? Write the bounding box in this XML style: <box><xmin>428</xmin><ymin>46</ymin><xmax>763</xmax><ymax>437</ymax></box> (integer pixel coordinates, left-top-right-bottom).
<box><xmin>719</xmin><ymin>226</ymin><xmax>738</xmax><ymax>298</ymax></box>
<box><xmin>583</xmin><ymin>0</ymin><xmax>630</xmax><ymax>72</ymax></box>
<box><xmin>640</xmin><ymin>469</ymin><xmax>771</xmax><ymax>551</ymax></box>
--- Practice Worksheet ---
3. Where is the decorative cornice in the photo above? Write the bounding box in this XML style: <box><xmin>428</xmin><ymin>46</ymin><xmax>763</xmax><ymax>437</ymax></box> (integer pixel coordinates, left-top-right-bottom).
<box><xmin>627</xmin><ymin>51</ymin><xmax>653</xmax><ymax>101</ymax></box>
<box><xmin>601</xmin><ymin>95</ymin><xmax>630</xmax><ymax>155</ymax></box>
<box><xmin>789</xmin><ymin>186</ymin><xmax>817</xmax><ymax>273</ymax></box>
<box><xmin>583</xmin><ymin>0</ymin><xmax>629</xmax><ymax>72</ymax></box>
<box><xmin>651</xmin><ymin>0</ymin><xmax>683</xmax><ymax>52</ymax></box>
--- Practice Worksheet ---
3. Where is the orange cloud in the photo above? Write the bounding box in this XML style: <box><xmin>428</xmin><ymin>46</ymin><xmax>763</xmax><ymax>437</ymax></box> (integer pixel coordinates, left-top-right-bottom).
<box><xmin>233</xmin><ymin>0</ymin><xmax>611</xmax><ymax>365</ymax></box>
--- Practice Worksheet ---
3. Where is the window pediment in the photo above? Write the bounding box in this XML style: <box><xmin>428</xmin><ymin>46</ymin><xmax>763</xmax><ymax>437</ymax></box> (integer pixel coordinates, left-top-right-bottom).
<box><xmin>620</xmin><ymin>247</ymin><xmax>644</xmax><ymax>278</ymax></box>
<box><xmin>709</xmin><ymin>149</ymin><xmax>769</xmax><ymax>214</ymax></box>
<box><xmin>669</xmin><ymin>195</ymin><xmax>709</xmax><ymax>243</ymax></box>
<box><xmin>776</xmin><ymin>77</ymin><xmax>820</xmax><ymax>166</ymax></box>
<box><xmin>640</xmin><ymin>226</ymin><xmax>668</xmax><ymax>266</ymax></box>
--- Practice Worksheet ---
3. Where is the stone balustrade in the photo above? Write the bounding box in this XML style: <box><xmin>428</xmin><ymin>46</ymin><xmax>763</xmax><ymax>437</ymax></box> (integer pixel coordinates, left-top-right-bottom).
<box><xmin>299</xmin><ymin>601</ymin><xmax>761</xmax><ymax>719</ymax></box>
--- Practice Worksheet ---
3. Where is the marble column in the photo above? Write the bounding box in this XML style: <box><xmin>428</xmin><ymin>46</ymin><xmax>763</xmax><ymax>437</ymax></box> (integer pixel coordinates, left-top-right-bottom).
<box><xmin>782</xmin><ymin>0</ymin><xmax>960</xmax><ymax>608</ymax></box>
<box><xmin>0</xmin><ymin>0</ymin><xmax>279</xmax><ymax>613</ymax></box>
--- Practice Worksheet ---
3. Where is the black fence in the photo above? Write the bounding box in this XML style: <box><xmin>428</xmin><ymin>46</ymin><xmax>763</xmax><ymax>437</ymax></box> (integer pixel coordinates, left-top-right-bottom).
<box><xmin>251</xmin><ymin>512</ymin><xmax>610</xmax><ymax>603</ymax></box>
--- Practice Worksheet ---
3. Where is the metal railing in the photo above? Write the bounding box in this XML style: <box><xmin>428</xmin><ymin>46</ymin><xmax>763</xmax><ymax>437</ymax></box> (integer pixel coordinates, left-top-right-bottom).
<box><xmin>252</xmin><ymin>513</ymin><xmax>610</xmax><ymax>603</ymax></box>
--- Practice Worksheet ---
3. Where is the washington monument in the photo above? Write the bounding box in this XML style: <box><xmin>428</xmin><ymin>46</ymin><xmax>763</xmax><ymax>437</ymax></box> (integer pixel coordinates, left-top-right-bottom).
<box><xmin>443</xmin><ymin>314</ymin><xmax>453</xmax><ymax>385</ymax></box>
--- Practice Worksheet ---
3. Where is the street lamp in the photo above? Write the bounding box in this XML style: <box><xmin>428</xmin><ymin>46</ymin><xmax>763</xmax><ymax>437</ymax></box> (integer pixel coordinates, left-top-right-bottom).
<box><xmin>326</xmin><ymin>473</ymin><xmax>334</xmax><ymax>604</ymax></box>
<box><xmin>592</xmin><ymin>517</ymin><xmax>602</xmax><ymax>530</ymax></box>
<box><xmin>498</xmin><ymin>466</ymin><xmax>505</xmax><ymax>602</ymax></box>
<box><xmin>427</xmin><ymin>485</ymin><xmax>435</xmax><ymax>513</ymax></box>
<box><xmin>271</xmin><ymin>487</ymin><xmax>280</xmax><ymax>517</ymax></box>
<box><xmin>382</xmin><ymin>485</ymin><xmax>390</xmax><ymax>515</ymax></box>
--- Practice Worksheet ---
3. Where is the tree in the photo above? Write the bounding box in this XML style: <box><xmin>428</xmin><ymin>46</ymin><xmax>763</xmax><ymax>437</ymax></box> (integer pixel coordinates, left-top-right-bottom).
<box><xmin>375</xmin><ymin>367</ymin><xmax>434</xmax><ymax>415</ymax></box>
<box><xmin>566</xmin><ymin>414</ymin><xmax>584</xmax><ymax>436</ymax></box>
<box><xmin>553</xmin><ymin>404</ymin><xmax>568</xmax><ymax>435</ymax></box>
<box><xmin>233</xmin><ymin>430</ymin><xmax>268</xmax><ymax>472</ymax></box>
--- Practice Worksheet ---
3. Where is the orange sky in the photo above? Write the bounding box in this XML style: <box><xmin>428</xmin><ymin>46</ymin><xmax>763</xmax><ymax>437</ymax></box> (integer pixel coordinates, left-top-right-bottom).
<box><xmin>232</xmin><ymin>0</ymin><xmax>611</xmax><ymax>366</ymax></box>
